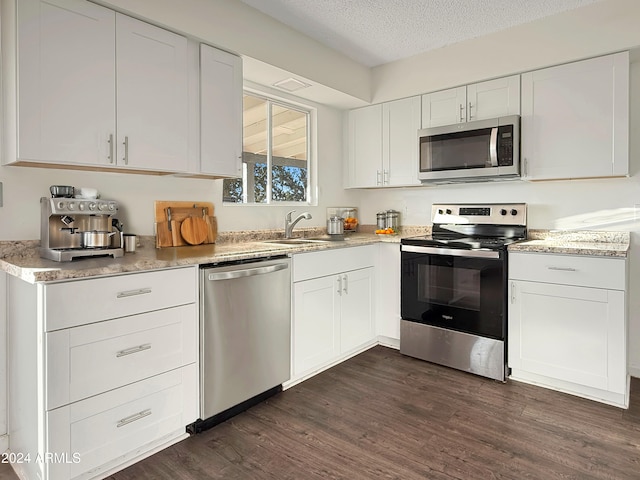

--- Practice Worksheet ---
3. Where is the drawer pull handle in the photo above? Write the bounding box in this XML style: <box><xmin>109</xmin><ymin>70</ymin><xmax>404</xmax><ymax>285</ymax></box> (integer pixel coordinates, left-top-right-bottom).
<box><xmin>116</xmin><ymin>409</ymin><xmax>151</xmax><ymax>428</ymax></box>
<box><xmin>116</xmin><ymin>288</ymin><xmax>152</xmax><ymax>298</ymax></box>
<box><xmin>547</xmin><ymin>266</ymin><xmax>577</xmax><ymax>272</ymax></box>
<box><xmin>116</xmin><ymin>343</ymin><xmax>151</xmax><ymax>358</ymax></box>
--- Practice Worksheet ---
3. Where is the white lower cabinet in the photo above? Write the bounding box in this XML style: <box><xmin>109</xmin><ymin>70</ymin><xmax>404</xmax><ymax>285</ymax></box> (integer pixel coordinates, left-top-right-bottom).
<box><xmin>508</xmin><ymin>252</ymin><xmax>628</xmax><ymax>407</ymax></box>
<box><xmin>7</xmin><ymin>267</ymin><xmax>199</xmax><ymax>480</ymax></box>
<box><xmin>291</xmin><ymin>246</ymin><xmax>376</xmax><ymax>381</ymax></box>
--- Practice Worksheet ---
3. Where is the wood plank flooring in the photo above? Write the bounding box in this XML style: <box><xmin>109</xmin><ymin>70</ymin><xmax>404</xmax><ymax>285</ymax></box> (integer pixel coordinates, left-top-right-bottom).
<box><xmin>3</xmin><ymin>346</ymin><xmax>640</xmax><ymax>479</ymax></box>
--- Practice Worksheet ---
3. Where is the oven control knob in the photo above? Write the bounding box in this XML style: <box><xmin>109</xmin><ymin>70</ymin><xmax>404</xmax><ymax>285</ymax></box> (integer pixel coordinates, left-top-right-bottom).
<box><xmin>78</xmin><ymin>203</ymin><xmax>85</xmax><ymax>211</ymax></box>
<box><xmin>446</xmin><ymin>209</ymin><xmax>452</xmax><ymax>214</ymax></box>
<box><xmin>108</xmin><ymin>203</ymin><xmax>115</xmax><ymax>211</ymax></box>
<box><xmin>510</xmin><ymin>209</ymin><xmax>518</xmax><ymax>216</ymax></box>
<box><xmin>67</xmin><ymin>202</ymin><xmax>76</xmax><ymax>210</ymax></box>
<box><xmin>57</xmin><ymin>201</ymin><xmax>65</xmax><ymax>209</ymax></box>
<box><xmin>438</xmin><ymin>209</ymin><xmax>443</xmax><ymax>214</ymax></box>
<box><xmin>98</xmin><ymin>203</ymin><xmax>107</xmax><ymax>211</ymax></box>
<box><xmin>500</xmin><ymin>209</ymin><xmax>507</xmax><ymax>215</ymax></box>
<box><xmin>88</xmin><ymin>202</ymin><xmax>97</xmax><ymax>211</ymax></box>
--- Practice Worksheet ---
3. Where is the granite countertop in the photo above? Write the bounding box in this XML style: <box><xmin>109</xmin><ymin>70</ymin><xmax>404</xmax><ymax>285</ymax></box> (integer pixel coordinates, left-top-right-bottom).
<box><xmin>1</xmin><ymin>227</ymin><xmax>630</xmax><ymax>283</ymax></box>
<box><xmin>0</xmin><ymin>226</ymin><xmax>421</xmax><ymax>284</ymax></box>
<box><xmin>508</xmin><ymin>230</ymin><xmax>630</xmax><ymax>258</ymax></box>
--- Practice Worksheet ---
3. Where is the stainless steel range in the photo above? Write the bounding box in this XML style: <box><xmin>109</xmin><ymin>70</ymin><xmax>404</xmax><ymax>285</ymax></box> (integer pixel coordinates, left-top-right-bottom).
<box><xmin>400</xmin><ymin>203</ymin><xmax>527</xmax><ymax>381</ymax></box>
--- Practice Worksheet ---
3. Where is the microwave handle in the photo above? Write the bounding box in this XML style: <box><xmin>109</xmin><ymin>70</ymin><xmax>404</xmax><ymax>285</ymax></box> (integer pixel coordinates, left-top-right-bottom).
<box><xmin>489</xmin><ymin>127</ymin><xmax>499</xmax><ymax>167</ymax></box>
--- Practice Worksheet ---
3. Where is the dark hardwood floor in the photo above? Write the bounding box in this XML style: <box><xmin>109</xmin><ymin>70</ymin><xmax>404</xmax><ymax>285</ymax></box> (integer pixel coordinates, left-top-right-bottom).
<box><xmin>3</xmin><ymin>346</ymin><xmax>640</xmax><ymax>479</ymax></box>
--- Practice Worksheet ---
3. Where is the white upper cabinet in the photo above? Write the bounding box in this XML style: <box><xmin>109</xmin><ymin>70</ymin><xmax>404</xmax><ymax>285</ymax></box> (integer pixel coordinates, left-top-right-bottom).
<box><xmin>346</xmin><ymin>97</ymin><xmax>421</xmax><ymax>188</ymax></box>
<box><xmin>521</xmin><ymin>52</ymin><xmax>629</xmax><ymax>180</ymax></box>
<box><xmin>199</xmin><ymin>44</ymin><xmax>243</xmax><ymax>177</ymax></box>
<box><xmin>12</xmin><ymin>0</ymin><xmax>116</xmax><ymax>166</ymax></box>
<box><xmin>346</xmin><ymin>104</ymin><xmax>383</xmax><ymax>188</ymax></box>
<box><xmin>382</xmin><ymin>97</ymin><xmax>422</xmax><ymax>187</ymax></box>
<box><xmin>421</xmin><ymin>75</ymin><xmax>520</xmax><ymax>128</ymax></box>
<box><xmin>115</xmin><ymin>14</ymin><xmax>188</xmax><ymax>172</ymax></box>
<box><xmin>4</xmin><ymin>0</ymin><xmax>192</xmax><ymax>174</ymax></box>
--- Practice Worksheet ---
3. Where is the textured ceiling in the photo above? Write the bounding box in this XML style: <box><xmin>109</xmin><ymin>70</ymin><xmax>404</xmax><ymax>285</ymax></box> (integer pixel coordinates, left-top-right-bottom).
<box><xmin>239</xmin><ymin>0</ymin><xmax>602</xmax><ymax>67</ymax></box>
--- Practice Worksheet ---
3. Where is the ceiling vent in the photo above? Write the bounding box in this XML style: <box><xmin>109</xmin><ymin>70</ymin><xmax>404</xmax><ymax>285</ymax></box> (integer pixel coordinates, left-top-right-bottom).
<box><xmin>272</xmin><ymin>77</ymin><xmax>311</xmax><ymax>92</ymax></box>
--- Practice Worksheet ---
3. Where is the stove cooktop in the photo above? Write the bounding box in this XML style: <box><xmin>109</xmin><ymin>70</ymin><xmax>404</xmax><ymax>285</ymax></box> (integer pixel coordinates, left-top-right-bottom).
<box><xmin>401</xmin><ymin>203</ymin><xmax>528</xmax><ymax>251</ymax></box>
<box><xmin>401</xmin><ymin>235</ymin><xmax>523</xmax><ymax>251</ymax></box>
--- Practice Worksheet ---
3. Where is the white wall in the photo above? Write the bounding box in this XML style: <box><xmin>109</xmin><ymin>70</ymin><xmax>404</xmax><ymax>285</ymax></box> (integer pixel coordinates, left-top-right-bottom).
<box><xmin>0</xmin><ymin>94</ymin><xmax>352</xmax><ymax>240</ymax></box>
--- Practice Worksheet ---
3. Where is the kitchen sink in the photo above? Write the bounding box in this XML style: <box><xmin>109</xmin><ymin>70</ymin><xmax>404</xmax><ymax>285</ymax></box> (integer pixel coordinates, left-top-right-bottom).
<box><xmin>263</xmin><ymin>238</ymin><xmax>330</xmax><ymax>245</ymax></box>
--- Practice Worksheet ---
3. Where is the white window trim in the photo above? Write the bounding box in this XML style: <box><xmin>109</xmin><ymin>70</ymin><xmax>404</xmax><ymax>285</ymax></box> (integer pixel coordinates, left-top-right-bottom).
<box><xmin>223</xmin><ymin>85</ymin><xmax>318</xmax><ymax>207</ymax></box>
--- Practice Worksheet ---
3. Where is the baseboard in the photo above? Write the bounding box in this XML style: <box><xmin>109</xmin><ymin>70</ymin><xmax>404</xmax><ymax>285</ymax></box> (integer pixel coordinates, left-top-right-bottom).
<box><xmin>377</xmin><ymin>336</ymin><xmax>399</xmax><ymax>349</ymax></box>
<box><xmin>628</xmin><ymin>365</ymin><xmax>640</xmax><ymax>379</ymax></box>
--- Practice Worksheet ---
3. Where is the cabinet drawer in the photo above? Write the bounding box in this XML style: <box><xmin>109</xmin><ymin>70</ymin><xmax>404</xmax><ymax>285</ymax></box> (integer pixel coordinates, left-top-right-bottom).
<box><xmin>509</xmin><ymin>252</ymin><xmax>625</xmax><ymax>290</ymax></box>
<box><xmin>44</xmin><ymin>267</ymin><xmax>197</xmax><ymax>330</ymax></box>
<box><xmin>293</xmin><ymin>245</ymin><xmax>376</xmax><ymax>282</ymax></box>
<box><xmin>46</xmin><ymin>303</ymin><xmax>197</xmax><ymax>410</ymax></box>
<box><xmin>46</xmin><ymin>364</ymin><xmax>198</xmax><ymax>480</ymax></box>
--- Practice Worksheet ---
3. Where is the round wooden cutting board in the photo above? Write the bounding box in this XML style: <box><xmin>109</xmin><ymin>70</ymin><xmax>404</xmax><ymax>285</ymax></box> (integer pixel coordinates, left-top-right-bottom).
<box><xmin>180</xmin><ymin>216</ymin><xmax>208</xmax><ymax>245</ymax></box>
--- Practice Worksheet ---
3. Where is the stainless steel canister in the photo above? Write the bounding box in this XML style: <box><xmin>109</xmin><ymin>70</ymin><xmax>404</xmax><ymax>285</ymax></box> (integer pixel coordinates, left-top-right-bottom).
<box><xmin>327</xmin><ymin>216</ymin><xmax>344</xmax><ymax>235</ymax></box>
<box><xmin>376</xmin><ymin>212</ymin><xmax>387</xmax><ymax>229</ymax></box>
<box><xmin>385</xmin><ymin>210</ymin><xmax>400</xmax><ymax>230</ymax></box>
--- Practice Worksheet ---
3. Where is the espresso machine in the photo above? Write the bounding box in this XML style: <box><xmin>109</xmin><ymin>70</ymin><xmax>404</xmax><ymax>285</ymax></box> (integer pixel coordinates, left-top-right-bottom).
<box><xmin>40</xmin><ymin>196</ymin><xmax>124</xmax><ymax>262</ymax></box>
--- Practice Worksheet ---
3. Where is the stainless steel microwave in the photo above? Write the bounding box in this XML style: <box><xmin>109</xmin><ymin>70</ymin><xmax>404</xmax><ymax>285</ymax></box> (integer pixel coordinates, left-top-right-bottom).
<box><xmin>418</xmin><ymin>115</ymin><xmax>520</xmax><ymax>183</ymax></box>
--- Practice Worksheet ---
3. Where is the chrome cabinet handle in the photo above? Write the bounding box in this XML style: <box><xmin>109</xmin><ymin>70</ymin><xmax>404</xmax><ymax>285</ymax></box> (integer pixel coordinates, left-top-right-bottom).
<box><xmin>459</xmin><ymin>104</ymin><xmax>464</xmax><ymax>122</ymax></box>
<box><xmin>523</xmin><ymin>158</ymin><xmax>528</xmax><ymax>177</ymax></box>
<box><xmin>337</xmin><ymin>275</ymin><xmax>342</xmax><ymax>295</ymax></box>
<box><xmin>511</xmin><ymin>282</ymin><xmax>516</xmax><ymax>304</ymax></box>
<box><xmin>376</xmin><ymin>170</ymin><xmax>382</xmax><ymax>186</ymax></box>
<box><xmin>108</xmin><ymin>134</ymin><xmax>114</xmax><ymax>163</ymax></box>
<box><xmin>116</xmin><ymin>409</ymin><xmax>151</xmax><ymax>428</ymax></box>
<box><xmin>116</xmin><ymin>343</ymin><xmax>151</xmax><ymax>358</ymax></box>
<box><xmin>342</xmin><ymin>274</ymin><xmax>348</xmax><ymax>294</ymax></box>
<box><xmin>547</xmin><ymin>266</ymin><xmax>577</xmax><ymax>272</ymax></box>
<box><xmin>116</xmin><ymin>288</ymin><xmax>152</xmax><ymax>299</ymax></box>
<box><xmin>383</xmin><ymin>169</ymin><xmax>389</xmax><ymax>185</ymax></box>
<box><xmin>123</xmin><ymin>136</ymin><xmax>129</xmax><ymax>165</ymax></box>
<box><xmin>468</xmin><ymin>102</ymin><xmax>473</xmax><ymax>119</ymax></box>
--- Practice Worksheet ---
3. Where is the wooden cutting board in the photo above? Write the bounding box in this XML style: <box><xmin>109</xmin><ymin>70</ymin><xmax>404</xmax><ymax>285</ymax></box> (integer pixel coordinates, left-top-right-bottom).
<box><xmin>154</xmin><ymin>201</ymin><xmax>216</xmax><ymax>248</ymax></box>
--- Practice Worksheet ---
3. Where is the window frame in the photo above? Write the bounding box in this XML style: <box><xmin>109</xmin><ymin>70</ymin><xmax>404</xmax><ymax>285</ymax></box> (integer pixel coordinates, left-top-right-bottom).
<box><xmin>222</xmin><ymin>88</ymin><xmax>317</xmax><ymax>207</ymax></box>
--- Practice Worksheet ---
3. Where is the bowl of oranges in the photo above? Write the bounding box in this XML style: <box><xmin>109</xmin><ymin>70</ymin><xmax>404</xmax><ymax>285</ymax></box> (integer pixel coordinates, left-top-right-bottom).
<box><xmin>344</xmin><ymin>216</ymin><xmax>358</xmax><ymax>231</ymax></box>
<box><xmin>375</xmin><ymin>227</ymin><xmax>396</xmax><ymax>235</ymax></box>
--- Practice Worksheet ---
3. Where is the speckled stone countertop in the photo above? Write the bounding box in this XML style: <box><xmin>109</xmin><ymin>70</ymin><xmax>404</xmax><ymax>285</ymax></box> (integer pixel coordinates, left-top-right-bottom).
<box><xmin>508</xmin><ymin>230</ymin><xmax>630</xmax><ymax>258</ymax></box>
<box><xmin>0</xmin><ymin>225</ymin><xmax>427</xmax><ymax>284</ymax></box>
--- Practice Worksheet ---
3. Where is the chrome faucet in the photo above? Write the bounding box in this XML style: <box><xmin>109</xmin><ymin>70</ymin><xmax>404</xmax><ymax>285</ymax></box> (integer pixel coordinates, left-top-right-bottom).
<box><xmin>285</xmin><ymin>210</ymin><xmax>312</xmax><ymax>238</ymax></box>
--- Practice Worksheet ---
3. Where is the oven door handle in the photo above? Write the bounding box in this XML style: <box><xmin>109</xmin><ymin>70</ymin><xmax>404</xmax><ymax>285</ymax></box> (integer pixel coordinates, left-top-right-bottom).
<box><xmin>401</xmin><ymin>244</ymin><xmax>501</xmax><ymax>259</ymax></box>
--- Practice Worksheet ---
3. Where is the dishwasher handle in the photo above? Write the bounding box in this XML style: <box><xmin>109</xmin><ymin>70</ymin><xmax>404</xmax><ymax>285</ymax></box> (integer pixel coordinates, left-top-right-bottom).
<box><xmin>207</xmin><ymin>262</ymin><xmax>288</xmax><ymax>281</ymax></box>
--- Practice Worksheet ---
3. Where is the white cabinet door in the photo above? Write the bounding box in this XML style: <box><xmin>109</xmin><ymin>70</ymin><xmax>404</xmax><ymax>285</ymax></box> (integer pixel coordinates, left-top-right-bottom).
<box><xmin>509</xmin><ymin>280</ymin><xmax>626</xmax><ymax>395</ymax></box>
<box><xmin>116</xmin><ymin>14</ymin><xmax>189</xmax><ymax>172</ymax></box>
<box><xmin>383</xmin><ymin>97</ymin><xmax>421</xmax><ymax>187</ymax></box>
<box><xmin>521</xmin><ymin>52</ymin><xmax>629</xmax><ymax>180</ymax></box>
<box><xmin>347</xmin><ymin>104</ymin><xmax>383</xmax><ymax>187</ymax></box>
<box><xmin>293</xmin><ymin>275</ymin><xmax>340</xmax><ymax>376</ymax></box>
<box><xmin>376</xmin><ymin>243</ymin><xmax>401</xmax><ymax>341</ymax></box>
<box><xmin>421</xmin><ymin>86</ymin><xmax>466</xmax><ymax>127</ymax></box>
<box><xmin>340</xmin><ymin>268</ymin><xmax>375</xmax><ymax>353</ymax></box>
<box><xmin>15</xmin><ymin>0</ymin><xmax>115</xmax><ymax>166</ymax></box>
<box><xmin>467</xmin><ymin>75</ymin><xmax>520</xmax><ymax>121</ymax></box>
<box><xmin>200</xmin><ymin>44</ymin><xmax>243</xmax><ymax>177</ymax></box>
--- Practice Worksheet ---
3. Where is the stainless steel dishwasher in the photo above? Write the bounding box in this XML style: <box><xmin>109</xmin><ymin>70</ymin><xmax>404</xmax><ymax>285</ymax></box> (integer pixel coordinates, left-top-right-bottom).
<box><xmin>196</xmin><ymin>256</ymin><xmax>291</xmax><ymax>431</ymax></box>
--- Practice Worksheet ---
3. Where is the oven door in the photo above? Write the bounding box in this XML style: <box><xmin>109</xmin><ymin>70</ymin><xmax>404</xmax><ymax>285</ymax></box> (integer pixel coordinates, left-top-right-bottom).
<box><xmin>401</xmin><ymin>245</ymin><xmax>506</xmax><ymax>340</ymax></box>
